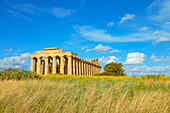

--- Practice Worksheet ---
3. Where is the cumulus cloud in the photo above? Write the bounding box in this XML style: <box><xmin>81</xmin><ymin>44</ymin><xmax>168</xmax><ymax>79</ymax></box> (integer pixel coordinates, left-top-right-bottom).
<box><xmin>98</xmin><ymin>56</ymin><xmax>119</xmax><ymax>65</ymax></box>
<box><xmin>139</xmin><ymin>27</ymin><xmax>149</xmax><ymax>31</ymax></box>
<box><xmin>93</xmin><ymin>44</ymin><xmax>112</xmax><ymax>52</ymax></box>
<box><xmin>119</xmin><ymin>14</ymin><xmax>135</xmax><ymax>23</ymax></box>
<box><xmin>124</xmin><ymin>52</ymin><xmax>145</xmax><ymax>64</ymax></box>
<box><xmin>152</xmin><ymin>37</ymin><xmax>169</xmax><ymax>45</ymax></box>
<box><xmin>107</xmin><ymin>21</ymin><xmax>114</xmax><ymax>27</ymax></box>
<box><xmin>82</xmin><ymin>44</ymin><xmax>112</xmax><ymax>52</ymax></box>
<box><xmin>150</xmin><ymin>55</ymin><xmax>170</xmax><ymax>62</ymax></box>
<box><xmin>126</xmin><ymin>65</ymin><xmax>170</xmax><ymax>76</ymax></box>
<box><xmin>74</xmin><ymin>26</ymin><xmax>159</xmax><ymax>43</ymax></box>
<box><xmin>152</xmin><ymin>31</ymin><xmax>159</xmax><ymax>36</ymax></box>
<box><xmin>110</xmin><ymin>49</ymin><xmax>120</xmax><ymax>53</ymax></box>
<box><xmin>0</xmin><ymin>53</ymin><xmax>30</xmax><ymax>70</ymax></box>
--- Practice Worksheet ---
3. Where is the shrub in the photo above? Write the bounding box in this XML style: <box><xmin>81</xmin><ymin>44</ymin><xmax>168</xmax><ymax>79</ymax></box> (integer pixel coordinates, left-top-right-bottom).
<box><xmin>141</xmin><ymin>74</ymin><xmax>167</xmax><ymax>80</ymax></box>
<box><xmin>100</xmin><ymin>72</ymin><xmax>118</xmax><ymax>76</ymax></box>
<box><xmin>0</xmin><ymin>68</ymin><xmax>41</xmax><ymax>80</ymax></box>
<box><xmin>93</xmin><ymin>73</ymin><xmax>101</xmax><ymax>76</ymax></box>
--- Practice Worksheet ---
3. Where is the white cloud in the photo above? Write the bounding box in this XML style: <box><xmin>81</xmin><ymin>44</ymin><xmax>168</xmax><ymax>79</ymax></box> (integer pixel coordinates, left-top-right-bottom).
<box><xmin>74</xmin><ymin>26</ymin><xmax>159</xmax><ymax>43</ymax></box>
<box><xmin>119</xmin><ymin>14</ymin><xmax>135</xmax><ymax>23</ymax></box>
<box><xmin>148</xmin><ymin>0</ymin><xmax>170</xmax><ymax>21</ymax></box>
<box><xmin>139</xmin><ymin>27</ymin><xmax>149</xmax><ymax>31</ymax></box>
<box><xmin>151</xmin><ymin>56</ymin><xmax>170</xmax><ymax>62</ymax></box>
<box><xmin>93</xmin><ymin>44</ymin><xmax>112</xmax><ymax>52</ymax></box>
<box><xmin>150</xmin><ymin>55</ymin><xmax>158</xmax><ymax>59</ymax></box>
<box><xmin>124</xmin><ymin>52</ymin><xmax>145</xmax><ymax>64</ymax></box>
<box><xmin>110</xmin><ymin>49</ymin><xmax>120</xmax><ymax>53</ymax></box>
<box><xmin>165</xmin><ymin>22</ymin><xmax>170</xmax><ymax>25</ymax></box>
<box><xmin>152</xmin><ymin>31</ymin><xmax>159</xmax><ymax>36</ymax></box>
<box><xmin>51</xmin><ymin>7</ymin><xmax>75</xmax><ymax>17</ymax></box>
<box><xmin>82</xmin><ymin>46</ymin><xmax>88</xmax><ymax>50</ymax></box>
<box><xmin>107</xmin><ymin>21</ymin><xmax>114</xmax><ymax>27</ymax></box>
<box><xmin>82</xmin><ymin>44</ymin><xmax>112</xmax><ymax>52</ymax></box>
<box><xmin>0</xmin><ymin>53</ymin><xmax>30</xmax><ymax>70</ymax></box>
<box><xmin>152</xmin><ymin>37</ymin><xmax>169</xmax><ymax>45</ymax></box>
<box><xmin>125</xmin><ymin>65</ymin><xmax>170</xmax><ymax>76</ymax></box>
<box><xmin>98</xmin><ymin>56</ymin><xmax>119</xmax><ymax>65</ymax></box>
<box><xmin>81</xmin><ymin>46</ymin><xmax>92</xmax><ymax>52</ymax></box>
<box><xmin>2</xmin><ymin>48</ymin><xmax>13</xmax><ymax>52</ymax></box>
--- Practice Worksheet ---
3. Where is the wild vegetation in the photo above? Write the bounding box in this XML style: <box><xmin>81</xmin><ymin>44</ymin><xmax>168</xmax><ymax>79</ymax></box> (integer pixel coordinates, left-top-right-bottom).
<box><xmin>0</xmin><ymin>68</ymin><xmax>169</xmax><ymax>113</ymax></box>
<box><xmin>102</xmin><ymin>62</ymin><xmax>126</xmax><ymax>76</ymax></box>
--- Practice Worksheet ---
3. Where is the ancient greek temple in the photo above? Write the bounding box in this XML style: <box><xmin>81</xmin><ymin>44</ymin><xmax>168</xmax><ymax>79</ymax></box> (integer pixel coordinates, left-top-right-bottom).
<box><xmin>30</xmin><ymin>48</ymin><xmax>102</xmax><ymax>75</ymax></box>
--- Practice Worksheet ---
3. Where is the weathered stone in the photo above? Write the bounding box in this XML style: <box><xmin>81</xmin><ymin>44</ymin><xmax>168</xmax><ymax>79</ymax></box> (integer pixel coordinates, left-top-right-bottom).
<box><xmin>30</xmin><ymin>47</ymin><xmax>102</xmax><ymax>75</ymax></box>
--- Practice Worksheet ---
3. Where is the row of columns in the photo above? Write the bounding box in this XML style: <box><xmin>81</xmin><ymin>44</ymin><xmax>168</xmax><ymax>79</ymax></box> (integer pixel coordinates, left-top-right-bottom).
<box><xmin>30</xmin><ymin>55</ymin><xmax>101</xmax><ymax>75</ymax></box>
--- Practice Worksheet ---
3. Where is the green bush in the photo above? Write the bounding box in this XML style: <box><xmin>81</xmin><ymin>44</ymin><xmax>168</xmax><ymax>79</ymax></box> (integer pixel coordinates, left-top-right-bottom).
<box><xmin>100</xmin><ymin>72</ymin><xmax>118</xmax><ymax>76</ymax></box>
<box><xmin>0</xmin><ymin>68</ymin><xmax>41</xmax><ymax>80</ymax></box>
<box><xmin>141</xmin><ymin>74</ymin><xmax>167</xmax><ymax>80</ymax></box>
<box><xmin>93</xmin><ymin>73</ymin><xmax>101</xmax><ymax>76</ymax></box>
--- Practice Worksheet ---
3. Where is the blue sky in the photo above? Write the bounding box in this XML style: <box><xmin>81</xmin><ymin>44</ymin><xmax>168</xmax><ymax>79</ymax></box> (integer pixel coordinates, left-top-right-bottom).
<box><xmin>0</xmin><ymin>0</ymin><xmax>169</xmax><ymax>76</ymax></box>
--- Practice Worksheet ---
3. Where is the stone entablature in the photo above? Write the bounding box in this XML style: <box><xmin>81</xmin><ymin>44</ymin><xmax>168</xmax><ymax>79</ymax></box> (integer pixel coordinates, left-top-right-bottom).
<box><xmin>30</xmin><ymin>47</ymin><xmax>102</xmax><ymax>75</ymax></box>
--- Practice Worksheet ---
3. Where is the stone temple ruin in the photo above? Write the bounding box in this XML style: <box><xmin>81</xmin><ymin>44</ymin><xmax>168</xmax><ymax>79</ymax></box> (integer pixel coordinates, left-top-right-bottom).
<box><xmin>30</xmin><ymin>48</ymin><xmax>102</xmax><ymax>75</ymax></box>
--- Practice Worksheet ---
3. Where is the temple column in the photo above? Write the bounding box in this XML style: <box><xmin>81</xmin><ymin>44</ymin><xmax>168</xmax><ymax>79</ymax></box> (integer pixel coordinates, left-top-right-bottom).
<box><xmin>60</xmin><ymin>55</ymin><xmax>64</xmax><ymax>74</ymax></box>
<box><xmin>44</xmin><ymin>57</ymin><xmax>49</xmax><ymax>75</ymax></box>
<box><xmin>89</xmin><ymin>64</ymin><xmax>91</xmax><ymax>75</ymax></box>
<box><xmin>73</xmin><ymin>57</ymin><xmax>76</xmax><ymax>75</ymax></box>
<box><xmin>87</xmin><ymin>63</ymin><xmax>89</xmax><ymax>75</ymax></box>
<box><xmin>79</xmin><ymin>59</ymin><xmax>81</xmax><ymax>75</ymax></box>
<box><xmin>97</xmin><ymin>67</ymin><xmax>99</xmax><ymax>73</ymax></box>
<box><xmin>94</xmin><ymin>66</ymin><xmax>96</xmax><ymax>74</ymax></box>
<box><xmin>40</xmin><ymin>59</ymin><xmax>42</xmax><ymax>74</ymax></box>
<box><xmin>36</xmin><ymin>57</ymin><xmax>41</xmax><ymax>74</ymax></box>
<box><xmin>52</xmin><ymin>57</ymin><xmax>56</xmax><ymax>74</ymax></box>
<box><xmin>68</xmin><ymin>56</ymin><xmax>72</xmax><ymax>75</ymax></box>
<box><xmin>83</xmin><ymin>61</ymin><xmax>86</xmax><ymax>75</ymax></box>
<box><xmin>30</xmin><ymin>58</ymin><xmax>34</xmax><ymax>72</ymax></box>
<box><xmin>99</xmin><ymin>67</ymin><xmax>101</xmax><ymax>74</ymax></box>
<box><xmin>85</xmin><ymin>62</ymin><xmax>88</xmax><ymax>75</ymax></box>
<box><xmin>92</xmin><ymin>65</ymin><xmax>94</xmax><ymax>75</ymax></box>
<box><xmin>76</xmin><ymin>58</ymin><xmax>79</xmax><ymax>75</ymax></box>
<box><xmin>81</xmin><ymin>60</ymin><xmax>84</xmax><ymax>75</ymax></box>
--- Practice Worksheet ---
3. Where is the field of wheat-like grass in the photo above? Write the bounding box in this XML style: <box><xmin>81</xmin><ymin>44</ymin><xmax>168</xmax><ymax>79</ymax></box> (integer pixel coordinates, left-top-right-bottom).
<box><xmin>0</xmin><ymin>74</ymin><xmax>169</xmax><ymax>113</ymax></box>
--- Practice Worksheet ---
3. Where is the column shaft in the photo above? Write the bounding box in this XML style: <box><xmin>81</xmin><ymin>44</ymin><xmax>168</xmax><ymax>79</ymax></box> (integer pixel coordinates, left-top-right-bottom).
<box><xmin>79</xmin><ymin>60</ymin><xmax>81</xmax><ymax>75</ymax></box>
<box><xmin>83</xmin><ymin>62</ymin><xmax>86</xmax><ymax>75</ymax></box>
<box><xmin>60</xmin><ymin>56</ymin><xmax>64</xmax><ymax>74</ymax></box>
<box><xmin>76</xmin><ymin>59</ymin><xmax>79</xmax><ymax>75</ymax></box>
<box><xmin>68</xmin><ymin>56</ymin><xmax>72</xmax><ymax>75</ymax></box>
<box><xmin>81</xmin><ymin>61</ymin><xmax>84</xmax><ymax>75</ymax></box>
<box><xmin>45</xmin><ymin>57</ymin><xmax>49</xmax><ymax>75</ymax></box>
<box><xmin>36</xmin><ymin>58</ymin><xmax>41</xmax><ymax>74</ymax></box>
<box><xmin>73</xmin><ymin>58</ymin><xmax>76</xmax><ymax>75</ymax></box>
<box><xmin>52</xmin><ymin>57</ymin><xmax>56</xmax><ymax>74</ymax></box>
<box><xmin>87</xmin><ymin>63</ymin><xmax>89</xmax><ymax>75</ymax></box>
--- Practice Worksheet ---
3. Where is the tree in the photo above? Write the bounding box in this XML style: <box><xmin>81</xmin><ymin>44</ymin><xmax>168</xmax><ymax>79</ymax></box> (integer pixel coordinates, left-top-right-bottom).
<box><xmin>103</xmin><ymin>62</ymin><xmax>126</xmax><ymax>76</ymax></box>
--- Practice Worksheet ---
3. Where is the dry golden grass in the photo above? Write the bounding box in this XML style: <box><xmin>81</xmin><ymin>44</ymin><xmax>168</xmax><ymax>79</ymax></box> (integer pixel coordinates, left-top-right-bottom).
<box><xmin>0</xmin><ymin>79</ymin><xmax>169</xmax><ymax>113</ymax></box>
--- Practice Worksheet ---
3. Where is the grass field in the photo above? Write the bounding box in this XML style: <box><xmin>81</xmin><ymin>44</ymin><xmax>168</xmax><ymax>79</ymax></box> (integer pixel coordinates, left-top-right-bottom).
<box><xmin>0</xmin><ymin>74</ymin><xmax>169</xmax><ymax>113</ymax></box>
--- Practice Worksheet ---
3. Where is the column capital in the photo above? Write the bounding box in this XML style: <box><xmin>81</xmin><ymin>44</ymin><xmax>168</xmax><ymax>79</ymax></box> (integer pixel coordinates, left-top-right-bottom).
<box><xmin>30</xmin><ymin>56</ymin><xmax>34</xmax><ymax>59</ymax></box>
<box><xmin>75</xmin><ymin>58</ymin><xmax>79</xmax><ymax>61</ymax></box>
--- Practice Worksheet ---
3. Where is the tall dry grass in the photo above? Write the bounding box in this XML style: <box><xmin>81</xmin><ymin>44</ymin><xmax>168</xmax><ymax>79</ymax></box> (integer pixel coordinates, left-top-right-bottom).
<box><xmin>0</xmin><ymin>79</ymin><xmax>169</xmax><ymax>113</ymax></box>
